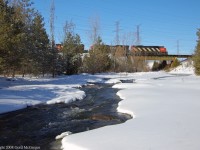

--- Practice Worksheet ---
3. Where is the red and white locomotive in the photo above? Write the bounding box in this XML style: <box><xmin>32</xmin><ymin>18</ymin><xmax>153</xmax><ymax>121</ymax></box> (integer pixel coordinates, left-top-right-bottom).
<box><xmin>131</xmin><ymin>45</ymin><xmax>168</xmax><ymax>56</ymax></box>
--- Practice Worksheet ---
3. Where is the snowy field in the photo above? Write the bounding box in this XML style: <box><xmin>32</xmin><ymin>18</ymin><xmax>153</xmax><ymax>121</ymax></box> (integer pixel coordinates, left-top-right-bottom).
<box><xmin>61</xmin><ymin>66</ymin><xmax>200</xmax><ymax>150</ymax></box>
<box><xmin>1</xmin><ymin>62</ymin><xmax>200</xmax><ymax>150</ymax></box>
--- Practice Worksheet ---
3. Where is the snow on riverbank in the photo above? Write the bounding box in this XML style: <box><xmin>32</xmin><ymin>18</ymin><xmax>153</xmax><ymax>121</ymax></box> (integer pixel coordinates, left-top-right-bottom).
<box><xmin>0</xmin><ymin>73</ymin><xmax>132</xmax><ymax>114</ymax></box>
<box><xmin>61</xmin><ymin>72</ymin><xmax>200</xmax><ymax>150</ymax></box>
<box><xmin>0</xmin><ymin>72</ymin><xmax>160</xmax><ymax>114</ymax></box>
<box><xmin>1</xmin><ymin>61</ymin><xmax>200</xmax><ymax>149</ymax></box>
<box><xmin>170</xmin><ymin>60</ymin><xmax>194</xmax><ymax>74</ymax></box>
<box><xmin>0</xmin><ymin>74</ymin><xmax>106</xmax><ymax>114</ymax></box>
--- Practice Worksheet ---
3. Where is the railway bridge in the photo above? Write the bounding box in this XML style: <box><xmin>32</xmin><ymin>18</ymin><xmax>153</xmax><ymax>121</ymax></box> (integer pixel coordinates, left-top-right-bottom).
<box><xmin>131</xmin><ymin>54</ymin><xmax>192</xmax><ymax>61</ymax></box>
<box><xmin>129</xmin><ymin>46</ymin><xmax>192</xmax><ymax>61</ymax></box>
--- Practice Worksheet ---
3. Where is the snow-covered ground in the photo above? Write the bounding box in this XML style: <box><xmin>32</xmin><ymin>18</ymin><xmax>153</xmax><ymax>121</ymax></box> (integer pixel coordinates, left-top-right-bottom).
<box><xmin>1</xmin><ymin>61</ymin><xmax>200</xmax><ymax>150</ymax></box>
<box><xmin>61</xmin><ymin>64</ymin><xmax>200</xmax><ymax>150</ymax></box>
<box><xmin>170</xmin><ymin>60</ymin><xmax>194</xmax><ymax>74</ymax></box>
<box><xmin>0</xmin><ymin>73</ymin><xmax>127</xmax><ymax>114</ymax></box>
<box><xmin>0</xmin><ymin>74</ymin><xmax>106</xmax><ymax>114</ymax></box>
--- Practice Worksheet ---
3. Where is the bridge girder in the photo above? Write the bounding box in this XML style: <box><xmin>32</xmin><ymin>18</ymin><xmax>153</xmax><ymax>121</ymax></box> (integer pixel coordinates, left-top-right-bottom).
<box><xmin>129</xmin><ymin>54</ymin><xmax>192</xmax><ymax>61</ymax></box>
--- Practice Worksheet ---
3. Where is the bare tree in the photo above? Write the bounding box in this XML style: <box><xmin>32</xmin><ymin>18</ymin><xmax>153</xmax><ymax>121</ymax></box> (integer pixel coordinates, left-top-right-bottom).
<box><xmin>89</xmin><ymin>16</ymin><xmax>101</xmax><ymax>45</ymax></box>
<box><xmin>112</xmin><ymin>32</ymin><xmax>132</xmax><ymax>72</ymax></box>
<box><xmin>63</xmin><ymin>20</ymin><xmax>75</xmax><ymax>40</ymax></box>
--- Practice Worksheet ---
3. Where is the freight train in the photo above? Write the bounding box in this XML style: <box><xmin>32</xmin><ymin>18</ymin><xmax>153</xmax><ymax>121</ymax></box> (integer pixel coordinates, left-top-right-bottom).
<box><xmin>130</xmin><ymin>45</ymin><xmax>168</xmax><ymax>56</ymax></box>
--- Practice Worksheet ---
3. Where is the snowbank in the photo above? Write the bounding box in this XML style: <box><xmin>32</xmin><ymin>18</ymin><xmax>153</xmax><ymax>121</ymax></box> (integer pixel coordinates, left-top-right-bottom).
<box><xmin>170</xmin><ymin>60</ymin><xmax>194</xmax><ymax>74</ymax></box>
<box><xmin>1</xmin><ymin>64</ymin><xmax>200</xmax><ymax>150</ymax></box>
<box><xmin>0</xmin><ymin>73</ymin><xmax>136</xmax><ymax>114</ymax></box>
<box><xmin>62</xmin><ymin>72</ymin><xmax>200</xmax><ymax>150</ymax></box>
<box><xmin>46</xmin><ymin>87</ymin><xmax>85</xmax><ymax>104</ymax></box>
<box><xmin>0</xmin><ymin>74</ymin><xmax>102</xmax><ymax>114</ymax></box>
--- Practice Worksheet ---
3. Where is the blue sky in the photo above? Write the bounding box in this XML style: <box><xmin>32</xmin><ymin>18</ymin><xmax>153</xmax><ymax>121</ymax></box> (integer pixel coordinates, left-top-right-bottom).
<box><xmin>33</xmin><ymin>0</ymin><xmax>200</xmax><ymax>54</ymax></box>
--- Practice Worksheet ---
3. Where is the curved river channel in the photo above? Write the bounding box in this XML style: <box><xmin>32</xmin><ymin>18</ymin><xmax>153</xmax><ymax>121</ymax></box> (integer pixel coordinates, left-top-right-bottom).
<box><xmin>0</xmin><ymin>83</ymin><xmax>132</xmax><ymax>150</ymax></box>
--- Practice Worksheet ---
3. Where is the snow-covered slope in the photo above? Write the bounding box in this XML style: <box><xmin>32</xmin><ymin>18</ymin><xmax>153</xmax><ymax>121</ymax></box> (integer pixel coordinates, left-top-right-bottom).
<box><xmin>170</xmin><ymin>60</ymin><xmax>194</xmax><ymax>74</ymax></box>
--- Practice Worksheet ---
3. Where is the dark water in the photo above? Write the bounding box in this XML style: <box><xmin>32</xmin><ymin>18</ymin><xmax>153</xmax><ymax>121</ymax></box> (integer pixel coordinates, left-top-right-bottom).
<box><xmin>0</xmin><ymin>83</ymin><xmax>132</xmax><ymax>150</ymax></box>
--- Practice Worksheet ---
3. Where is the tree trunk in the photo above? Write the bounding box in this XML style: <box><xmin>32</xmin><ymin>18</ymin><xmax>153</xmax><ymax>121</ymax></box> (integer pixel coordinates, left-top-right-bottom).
<box><xmin>12</xmin><ymin>68</ymin><xmax>15</xmax><ymax>78</ymax></box>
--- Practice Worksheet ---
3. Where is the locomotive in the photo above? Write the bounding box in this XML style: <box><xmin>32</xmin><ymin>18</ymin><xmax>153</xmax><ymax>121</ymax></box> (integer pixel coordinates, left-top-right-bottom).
<box><xmin>130</xmin><ymin>45</ymin><xmax>168</xmax><ymax>56</ymax></box>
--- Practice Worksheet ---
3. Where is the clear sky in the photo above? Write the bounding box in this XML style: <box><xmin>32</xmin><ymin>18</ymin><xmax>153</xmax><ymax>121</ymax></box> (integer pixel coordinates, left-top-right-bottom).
<box><xmin>33</xmin><ymin>0</ymin><xmax>200</xmax><ymax>54</ymax></box>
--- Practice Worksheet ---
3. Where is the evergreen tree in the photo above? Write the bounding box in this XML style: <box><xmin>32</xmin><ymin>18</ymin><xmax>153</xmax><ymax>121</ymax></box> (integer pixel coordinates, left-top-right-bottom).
<box><xmin>0</xmin><ymin>0</ymin><xmax>9</xmax><ymax>73</ymax></box>
<box><xmin>193</xmin><ymin>29</ymin><xmax>200</xmax><ymax>75</ymax></box>
<box><xmin>0</xmin><ymin>0</ymin><xmax>51</xmax><ymax>77</ymax></box>
<box><xmin>30</xmin><ymin>12</ymin><xmax>50</xmax><ymax>76</ymax></box>
<box><xmin>82</xmin><ymin>36</ymin><xmax>111</xmax><ymax>74</ymax></box>
<box><xmin>62</xmin><ymin>21</ymin><xmax>83</xmax><ymax>75</ymax></box>
<box><xmin>0</xmin><ymin>0</ymin><xmax>25</xmax><ymax>77</ymax></box>
<box><xmin>171</xmin><ymin>58</ymin><xmax>180</xmax><ymax>68</ymax></box>
<box><xmin>11</xmin><ymin>0</ymin><xmax>37</xmax><ymax>76</ymax></box>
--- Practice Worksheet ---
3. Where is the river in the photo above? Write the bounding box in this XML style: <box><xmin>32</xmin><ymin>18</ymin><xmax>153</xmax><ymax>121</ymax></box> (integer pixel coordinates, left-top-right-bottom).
<box><xmin>0</xmin><ymin>83</ymin><xmax>132</xmax><ymax>150</ymax></box>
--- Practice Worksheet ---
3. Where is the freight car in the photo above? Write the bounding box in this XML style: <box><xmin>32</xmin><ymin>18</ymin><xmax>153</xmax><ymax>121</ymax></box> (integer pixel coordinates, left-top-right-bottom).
<box><xmin>130</xmin><ymin>45</ymin><xmax>168</xmax><ymax>56</ymax></box>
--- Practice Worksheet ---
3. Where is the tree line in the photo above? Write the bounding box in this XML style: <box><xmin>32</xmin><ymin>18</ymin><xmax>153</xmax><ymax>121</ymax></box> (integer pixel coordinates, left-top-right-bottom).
<box><xmin>1</xmin><ymin>0</ymin><xmax>199</xmax><ymax>77</ymax></box>
<box><xmin>0</xmin><ymin>0</ymin><xmax>86</xmax><ymax>77</ymax></box>
<box><xmin>0</xmin><ymin>0</ymin><xmax>149</xmax><ymax>78</ymax></box>
<box><xmin>193</xmin><ymin>29</ymin><xmax>200</xmax><ymax>75</ymax></box>
<box><xmin>0</xmin><ymin>0</ymin><xmax>52</xmax><ymax>77</ymax></box>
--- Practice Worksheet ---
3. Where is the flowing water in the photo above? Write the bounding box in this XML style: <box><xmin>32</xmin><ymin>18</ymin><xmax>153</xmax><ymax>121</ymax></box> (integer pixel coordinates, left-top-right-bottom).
<box><xmin>0</xmin><ymin>83</ymin><xmax>132</xmax><ymax>150</ymax></box>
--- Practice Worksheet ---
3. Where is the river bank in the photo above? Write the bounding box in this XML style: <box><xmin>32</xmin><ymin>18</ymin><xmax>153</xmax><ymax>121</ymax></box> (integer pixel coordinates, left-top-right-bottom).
<box><xmin>0</xmin><ymin>83</ymin><xmax>131</xmax><ymax>149</ymax></box>
<box><xmin>62</xmin><ymin>72</ymin><xmax>200</xmax><ymax>150</ymax></box>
